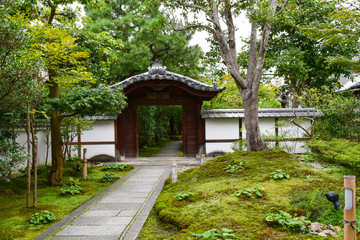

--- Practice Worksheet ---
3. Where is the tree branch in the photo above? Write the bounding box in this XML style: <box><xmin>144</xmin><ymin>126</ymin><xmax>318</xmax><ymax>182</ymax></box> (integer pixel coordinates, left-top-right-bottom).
<box><xmin>276</xmin><ymin>0</ymin><xmax>290</xmax><ymax>15</ymax></box>
<box><xmin>176</xmin><ymin>0</ymin><xmax>206</xmax><ymax>12</ymax></box>
<box><xmin>291</xmin><ymin>117</ymin><xmax>314</xmax><ymax>138</ymax></box>
<box><xmin>253</xmin><ymin>0</ymin><xmax>278</xmax><ymax>91</ymax></box>
<box><xmin>60</xmin><ymin>107</ymin><xmax>86</xmax><ymax>120</ymax></box>
<box><xmin>48</xmin><ymin>7</ymin><xmax>56</xmax><ymax>25</ymax></box>
<box><xmin>172</xmin><ymin>23</ymin><xmax>217</xmax><ymax>36</ymax></box>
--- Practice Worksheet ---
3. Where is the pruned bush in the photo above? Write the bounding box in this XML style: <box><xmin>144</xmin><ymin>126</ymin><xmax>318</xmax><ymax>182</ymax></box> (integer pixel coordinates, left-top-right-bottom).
<box><xmin>307</xmin><ymin>139</ymin><xmax>360</xmax><ymax>170</ymax></box>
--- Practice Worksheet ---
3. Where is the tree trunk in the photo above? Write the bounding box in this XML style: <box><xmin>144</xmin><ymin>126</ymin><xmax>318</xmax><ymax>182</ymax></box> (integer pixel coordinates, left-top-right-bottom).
<box><xmin>292</xmin><ymin>94</ymin><xmax>300</xmax><ymax>108</ymax></box>
<box><xmin>242</xmin><ymin>89</ymin><xmax>268</xmax><ymax>151</ymax></box>
<box><xmin>45</xmin><ymin>129</ymin><xmax>50</xmax><ymax>166</ymax></box>
<box><xmin>290</xmin><ymin>78</ymin><xmax>300</xmax><ymax>108</ymax></box>
<box><xmin>32</xmin><ymin>141</ymin><xmax>38</xmax><ymax>207</ymax></box>
<box><xmin>26</xmin><ymin>105</ymin><xmax>31</xmax><ymax>207</ymax></box>
<box><xmin>48</xmin><ymin>76</ymin><xmax>64</xmax><ymax>186</ymax></box>
<box><xmin>49</xmin><ymin>114</ymin><xmax>64</xmax><ymax>186</ymax></box>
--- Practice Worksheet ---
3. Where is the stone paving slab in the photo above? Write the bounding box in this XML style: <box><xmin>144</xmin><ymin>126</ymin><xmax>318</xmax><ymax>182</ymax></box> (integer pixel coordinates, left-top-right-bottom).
<box><xmin>90</xmin><ymin>203</ymin><xmax>142</xmax><ymax>210</ymax></box>
<box><xmin>57</xmin><ymin>225</ymin><xmax>126</xmax><ymax>236</ymax></box>
<box><xmin>105</xmin><ymin>192</ymin><xmax>149</xmax><ymax>198</ymax></box>
<box><xmin>71</xmin><ymin>216</ymin><xmax>133</xmax><ymax>226</ymax></box>
<box><xmin>117</xmin><ymin>210</ymin><xmax>138</xmax><ymax>217</ymax></box>
<box><xmin>52</xmin><ymin>236</ymin><xmax>119</xmax><ymax>240</ymax></box>
<box><xmin>83</xmin><ymin>210</ymin><xmax>120</xmax><ymax>217</ymax></box>
<box><xmin>98</xmin><ymin>197</ymin><xmax>146</xmax><ymax>204</ymax></box>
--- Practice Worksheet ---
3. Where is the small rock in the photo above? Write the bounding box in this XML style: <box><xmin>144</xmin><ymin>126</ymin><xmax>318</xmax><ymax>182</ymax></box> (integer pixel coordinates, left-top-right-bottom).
<box><xmin>309</xmin><ymin>222</ymin><xmax>323</xmax><ymax>232</ymax></box>
<box><xmin>334</xmin><ymin>226</ymin><xmax>341</xmax><ymax>232</ymax></box>
<box><xmin>323</xmin><ymin>230</ymin><xmax>338</xmax><ymax>237</ymax></box>
<box><xmin>318</xmin><ymin>232</ymin><xmax>328</xmax><ymax>237</ymax></box>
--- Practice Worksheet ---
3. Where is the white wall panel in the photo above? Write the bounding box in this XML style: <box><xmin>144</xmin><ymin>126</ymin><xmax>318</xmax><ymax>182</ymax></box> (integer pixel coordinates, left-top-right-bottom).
<box><xmin>73</xmin><ymin>144</ymin><xmax>115</xmax><ymax>159</ymax></box>
<box><xmin>206</xmin><ymin>142</ymin><xmax>234</xmax><ymax>154</ymax></box>
<box><xmin>81</xmin><ymin>121</ymin><xmax>115</xmax><ymax>142</ymax></box>
<box><xmin>15</xmin><ymin>130</ymin><xmax>51</xmax><ymax>167</ymax></box>
<box><xmin>205</xmin><ymin>119</ymin><xmax>239</xmax><ymax>140</ymax></box>
<box><xmin>278</xmin><ymin>118</ymin><xmax>311</xmax><ymax>138</ymax></box>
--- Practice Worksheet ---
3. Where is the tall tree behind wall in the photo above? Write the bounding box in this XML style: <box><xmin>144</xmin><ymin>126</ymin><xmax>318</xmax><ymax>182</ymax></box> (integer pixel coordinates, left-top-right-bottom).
<box><xmin>85</xmin><ymin>0</ymin><xmax>204</xmax><ymax>82</ymax></box>
<box><xmin>265</xmin><ymin>0</ymin><xmax>360</xmax><ymax>107</ymax></box>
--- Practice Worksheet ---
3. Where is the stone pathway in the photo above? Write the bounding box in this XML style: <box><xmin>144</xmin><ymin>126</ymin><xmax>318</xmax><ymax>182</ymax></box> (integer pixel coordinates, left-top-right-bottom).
<box><xmin>44</xmin><ymin>166</ymin><xmax>170</xmax><ymax>240</ymax></box>
<box><xmin>35</xmin><ymin>141</ymin><xmax>201</xmax><ymax>240</ymax></box>
<box><xmin>155</xmin><ymin>140</ymin><xmax>182</xmax><ymax>157</ymax></box>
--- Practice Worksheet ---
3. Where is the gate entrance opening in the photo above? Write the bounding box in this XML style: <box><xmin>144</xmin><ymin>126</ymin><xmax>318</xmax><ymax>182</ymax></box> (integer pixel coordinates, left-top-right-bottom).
<box><xmin>111</xmin><ymin>61</ymin><xmax>223</xmax><ymax>159</ymax></box>
<box><xmin>137</xmin><ymin>105</ymin><xmax>183</xmax><ymax>156</ymax></box>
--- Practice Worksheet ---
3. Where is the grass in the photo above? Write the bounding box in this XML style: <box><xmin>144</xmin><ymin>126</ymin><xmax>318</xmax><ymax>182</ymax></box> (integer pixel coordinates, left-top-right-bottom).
<box><xmin>0</xmin><ymin>160</ymin><xmax>133</xmax><ymax>240</ymax></box>
<box><xmin>138</xmin><ymin>149</ymin><xmax>359</xmax><ymax>239</ymax></box>
<box><xmin>139</xmin><ymin>139</ymin><xmax>170</xmax><ymax>157</ymax></box>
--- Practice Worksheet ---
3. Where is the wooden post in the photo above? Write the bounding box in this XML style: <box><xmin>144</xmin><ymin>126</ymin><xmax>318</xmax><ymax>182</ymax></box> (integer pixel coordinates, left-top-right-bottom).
<box><xmin>82</xmin><ymin>148</ymin><xmax>88</xmax><ymax>180</ymax></box>
<box><xmin>275</xmin><ymin>118</ymin><xmax>279</xmax><ymax>148</ymax></box>
<box><xmin>344</xmin><ymin>175</ymin><xmax>356</xmax><ymax>240</ymax></box>
<box><xmin>171</xmin><ymin>161</ymin><xmax>177</xmax><ymax>183</ymax></box>
<box><xmin>201</xmin><ymin>154</ymin><xmax>205</xmax><ymax>165</ymax></box>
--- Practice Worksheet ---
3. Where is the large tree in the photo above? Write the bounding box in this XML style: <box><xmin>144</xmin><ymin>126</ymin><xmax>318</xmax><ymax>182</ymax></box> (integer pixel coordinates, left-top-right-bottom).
<box><xmin>8</xmin><ymin>0</ymin><xmax>127</xmax><ymax>185</ymax></box>
<box><xmin>265</xmin><ymin>0</ymin><xmax>360</xmax><ymax>107</ymax></box>
<box><xmin>162</xmin><ymin>0</ymin><xmax>292</xmax><ymax>151</ymax></box>
<box><xmin>85</xmin><ymin>0</ymin><xmax>204</xmax><ymax>82</ymax></box>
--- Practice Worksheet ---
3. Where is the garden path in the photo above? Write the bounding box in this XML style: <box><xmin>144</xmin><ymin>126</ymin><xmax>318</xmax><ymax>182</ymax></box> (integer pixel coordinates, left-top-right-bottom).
<box><xmin>41</xmin><ymin>166</ymin><xmax>170</xmax><ymax>240</ymax></box>
<box><xmin>35</xmin><ymin>141</ymin><xmax>201</xmax><ymax>240</ymax></box>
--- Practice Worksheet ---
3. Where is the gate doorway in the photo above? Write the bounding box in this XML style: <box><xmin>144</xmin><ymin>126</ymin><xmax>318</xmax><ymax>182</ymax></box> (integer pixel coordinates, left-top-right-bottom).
<box><xmin>137</xmin><ymin>105</ymin><xmax>183</xmax><ymax>157</ymax></box>
<box><xmin>111</xmin><ymin>61</ymin><xmax>223</xmax><ymax>159</ymax></box>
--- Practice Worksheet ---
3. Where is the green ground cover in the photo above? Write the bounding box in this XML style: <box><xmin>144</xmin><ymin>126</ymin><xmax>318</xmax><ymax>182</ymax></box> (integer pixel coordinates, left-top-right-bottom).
<box><xmin>139</xmin><ymin>139</ymin><xmax>170</xmax><ymax>157</ymax></box>
<box><xmin>0</xmin><ymin>161</ymin><xmax>133</xmax><ymax>240</ymax></box>
<box><xmin>138</xmin><ymin>149</ymin><xmax>359</xmax><ymax>239</ymax></box>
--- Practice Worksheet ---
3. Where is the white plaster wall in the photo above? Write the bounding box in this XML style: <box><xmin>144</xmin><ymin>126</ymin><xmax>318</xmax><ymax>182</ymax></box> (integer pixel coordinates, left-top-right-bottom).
<box><xmin>15</xmin><ymin>129</ymin><xmax>51</xmax><ymax>167</ymax></box>
<box><xmin>278</xmin><ymin>118</ymin><xmax>311</xmax><ymax>138</ymax></box>
<box><xmin>205</xmin><ymin>119</ymin><xmax>239</xmax><ymax>140</ymax></box>
<box><xmin>70</xmin><ymin>120</ymin><xmax>115</xmax><ymax>159</ymax></box>
<box><xmin>259</xmin><ymin>118</ymin><xmax>276</xmax><ymax>137</ymax></box>
<box><xmin>279</xmin><ymin>141</ymin><xmax>309</xmax><ymax>154</ymax></box>
<box><xmin>81</xmin><ymin>121</ymin><xmax>115</xmax><ymax>142</ymax></box>
<box><xmin>242</xmin><ymin>118</ymin><xmax>276</xmax><ymax>139</ymax></box>
<box><xmin>14</xmin><ymin>120</ymin><xmax>116</xmax><ymax>167</ymax></box>
<box><xmin>206</xmin><ymin>142</ymin><xmax>234</xmax><ymax>154</ymax></box>
<box><xmin>205</xmin><ymin>117</ymin><xmax>312</xmax><ymax>154</ymax></box>
<box><xmin>75</xmin><ymin>144</ymin><xmax>115</xmax><ymax>159</ymax></box>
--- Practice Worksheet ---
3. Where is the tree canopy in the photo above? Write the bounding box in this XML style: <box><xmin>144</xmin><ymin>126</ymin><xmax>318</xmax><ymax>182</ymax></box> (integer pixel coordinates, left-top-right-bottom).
<box><xmin>265</xmin><ymin>0</ymin><xmax>360</xmax><ymax>107</ymax></box>
<box><xmin>85</xmin><ymin>0</ymin><xmax>204</xmax><ymax>82</ymax></box>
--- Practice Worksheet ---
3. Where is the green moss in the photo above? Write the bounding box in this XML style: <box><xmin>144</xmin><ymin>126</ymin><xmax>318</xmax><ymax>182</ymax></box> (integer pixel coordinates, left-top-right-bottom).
<box><xmin>140</xmin><ymin>150</ymin><xmax>354</xmax><ymax>239</ymax></box>
<box><xmin>139</xmin><ymin>139</ymin><xmax>170</xmax><ymax>157</ymax></box>
<box><xmin>0</xmin><ymin>162</ymin><xmax>133</xmax><ymax>240</ymax></box>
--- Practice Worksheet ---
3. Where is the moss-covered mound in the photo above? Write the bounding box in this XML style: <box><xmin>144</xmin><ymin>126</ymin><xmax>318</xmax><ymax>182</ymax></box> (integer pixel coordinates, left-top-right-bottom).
<box><xmin>139</xmin><ymin>149</ymin><xmax>356</xmax><ymax>239</ymax></box>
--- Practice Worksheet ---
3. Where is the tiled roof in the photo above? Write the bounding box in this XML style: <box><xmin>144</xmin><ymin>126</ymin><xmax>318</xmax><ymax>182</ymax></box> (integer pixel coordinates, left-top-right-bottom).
<box><xmin>338</xmin><ymin>76</ymin><xmax>360</xmax><ymax>92</ymax></box>
<box><xmin>84</xmin><ymin>115</ymin><xmax>117</xmax><ymax>121</ymax></box>
<box><xmin>110</xmin><ymin>60</ymin><xmax>224</xmax><ymax>93</ymax></box>
<box><xmin>201</xmin><ymin>108</ymin><xmax>323</xmax><ymax>119</ymax></box>
<box><xmin>348</xmin><ymin>81</ymin><xmax>360</xmax><ymax>90</ymax></box>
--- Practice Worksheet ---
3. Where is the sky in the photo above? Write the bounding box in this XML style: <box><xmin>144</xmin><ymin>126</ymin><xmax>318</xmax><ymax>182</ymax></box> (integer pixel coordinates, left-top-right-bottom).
<box><xmin>187</xmin><ymin>13</ymin><xmax>252</xmax><ymax>54</ymax></box>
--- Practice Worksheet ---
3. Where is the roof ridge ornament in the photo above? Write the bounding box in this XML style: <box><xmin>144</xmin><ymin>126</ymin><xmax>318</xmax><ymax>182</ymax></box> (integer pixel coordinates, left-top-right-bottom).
<box><xmin>148</xmin><ymin>59</ymin><xmax>167</xmax><ymax>75</ymax></box>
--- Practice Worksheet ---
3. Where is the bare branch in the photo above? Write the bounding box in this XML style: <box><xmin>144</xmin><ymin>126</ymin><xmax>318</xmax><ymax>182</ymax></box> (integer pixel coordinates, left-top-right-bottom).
<box><xmin>172</xmin><ymin>23</ymin><xmax>217</xmax><ymax>36</ymax></box>
<box><xmin>253</xmin><ymin>0</ymin><xmax>278</xmax><ymax>91</ymax></box>
<box><xmin>291</xmin><ymin>117</ymin><xmax>314</xmax><ymax>138</ymax></box>
<box><xmin>223</xmin><ymin>0</ymin><xmax>236</xmax><ymax>52</ymax></box>
<box><xmin>176</xmin><ymin>0</ymin><xmax>206</xmax><ymax>12</ymax></box>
